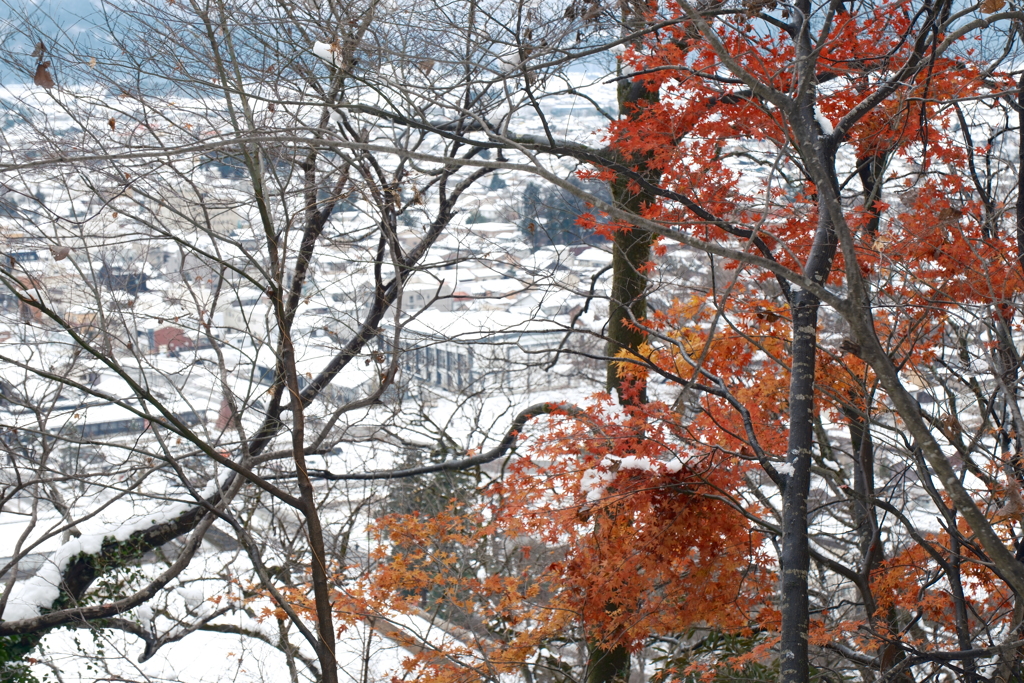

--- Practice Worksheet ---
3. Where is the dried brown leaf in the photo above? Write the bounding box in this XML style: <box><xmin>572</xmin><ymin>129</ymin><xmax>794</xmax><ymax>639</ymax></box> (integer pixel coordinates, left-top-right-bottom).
<box><xmin>49</xmin><ymin>245</ymin><xmax>71</xmax><ymax>261</ymax></box>
<box><xmin>33</xmin><ymin>62</ymin><xmax>54</xmax><ymax>89</ymax></box>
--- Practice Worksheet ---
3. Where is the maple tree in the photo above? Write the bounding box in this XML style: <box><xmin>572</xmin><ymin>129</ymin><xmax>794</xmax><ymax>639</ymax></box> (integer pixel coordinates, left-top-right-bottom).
<box><xmin>342</xmin><ymin>1</ymin><xmax>1024</xmax><ymax>682</ymax></box>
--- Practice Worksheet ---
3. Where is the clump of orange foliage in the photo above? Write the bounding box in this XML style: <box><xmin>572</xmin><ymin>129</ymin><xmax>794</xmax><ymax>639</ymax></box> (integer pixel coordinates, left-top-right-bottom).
<box><xmin>357</xmin><ymin>396</ymin><xmax>775</xmax><ymax>681</ymax></box>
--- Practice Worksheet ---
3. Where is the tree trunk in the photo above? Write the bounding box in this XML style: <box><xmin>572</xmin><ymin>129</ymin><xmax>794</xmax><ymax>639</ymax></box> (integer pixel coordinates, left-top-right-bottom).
<box><xmin>605</xmin><ymin>171</ymin><xmax>655</xmax><ymax>404</ymax></box>
<box><xmin>779</xmin><ymin>291</ymin><xmax>819</xmax><ymax>683</ymax></box>
<box><xmin>589</xmin><ymin>11</ymin><xmax>661</xmax><ymax>682</ymax></box>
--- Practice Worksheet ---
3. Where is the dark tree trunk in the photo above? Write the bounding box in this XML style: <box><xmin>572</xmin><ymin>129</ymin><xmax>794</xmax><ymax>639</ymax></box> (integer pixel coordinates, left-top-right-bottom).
<box><xmin>778</xmin><ymin>114</ymin><xmax>838</xmax><ymax>683</ymax></box>
<box><xmin>779</xmin><ymin>291</ymin><xmax>819</xmax><ymax>683</ymax></box>
<box><xmin>604</xmin><ymin>74</ymin><xmax>659</xmax><ymax>404</ymax></box>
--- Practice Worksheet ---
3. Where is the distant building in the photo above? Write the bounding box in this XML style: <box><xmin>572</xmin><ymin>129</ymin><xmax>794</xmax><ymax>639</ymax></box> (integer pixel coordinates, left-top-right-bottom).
<box><xmin>383</xmin><ymin>311</ymin><xmax>567</xmax><ymax>393</ymax></box>
<box><xmin>156</xmin><ymin>185</ymin><xmax>248</xmax><ymax>237</ymax></box>
<box><xmin>151</xmin><ymin>326</ymin><xmax>193</xmax><ymax>354</ymax></box>
<box><xmin>399</xmin><ymin>273</ymin><xmax>455</xmax><ymax>313</ymax></box>
<box><xmin>99</xmin><ymin>263</ymin><xmax>147</xmax><ymax>295</ymax></box>
<box><xmin>404</xmin><ymin>342</ymin><xmax>475</xmax><ymax>392</ymax></box>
